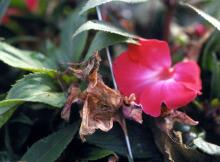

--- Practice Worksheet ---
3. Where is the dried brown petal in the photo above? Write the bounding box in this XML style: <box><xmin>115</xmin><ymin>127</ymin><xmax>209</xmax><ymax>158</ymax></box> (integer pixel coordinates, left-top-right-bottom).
<box><xmin>122</xmin><ymin>94</ymin><xmax>143</xmax><ymax>124</ymax></box>
<box><xmin>68</xmin><ymin>52</ymin><xmax>101</xmax><ymax>80</ymax></box>
<box><xmin>62</xmin><ymin>52</ymin><xmax>143</xmax><ymax>140</ymax></box>
<box><xmin>122</xmin><ymin>105</ymin><xmax>142</xmax><ymax>124</ymax></box>
<box><xmin>61</xmin><ymin>84</ymin><xmax>81</xmax><ymax>121</ymax></box>
<box><xmin>108</xmin><ymin>154</ymin><xmax>119</xmax><ymax>162</ymax></box>
<box><xmin>168</xmin><ymin>110</ymin><xmax>199</xmax><ymax>126</ymax></box>
<box><xmin>79</xmin><ymin>74</ymin><xmax>123</xmax><ymax>140</ymax></box>
<box><xmin>156</xmin><ymin>110</ymin><xmax>198</xmax><ymax>143</ymax></box>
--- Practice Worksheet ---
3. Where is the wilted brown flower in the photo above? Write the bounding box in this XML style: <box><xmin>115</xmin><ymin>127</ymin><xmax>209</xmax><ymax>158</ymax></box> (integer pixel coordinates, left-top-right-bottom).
<box><xmin>61</xmin><ymin>53</ymin><xmax>142</xmax><ymax>140</ymax></box>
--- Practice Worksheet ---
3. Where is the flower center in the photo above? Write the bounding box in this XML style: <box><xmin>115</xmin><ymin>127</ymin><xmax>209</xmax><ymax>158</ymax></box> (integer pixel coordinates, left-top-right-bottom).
<box><xmin>159</xmin><ymin>67</ymin><xmax>174</xmax><ymax>80</ymax></box>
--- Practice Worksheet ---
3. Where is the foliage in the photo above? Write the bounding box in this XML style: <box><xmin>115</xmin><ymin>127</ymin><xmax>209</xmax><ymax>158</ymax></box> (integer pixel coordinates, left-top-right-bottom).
<box><xmin>1</xmin><ymin>0</ymin><xmax>220</xmax><ymax>161</ymax></box>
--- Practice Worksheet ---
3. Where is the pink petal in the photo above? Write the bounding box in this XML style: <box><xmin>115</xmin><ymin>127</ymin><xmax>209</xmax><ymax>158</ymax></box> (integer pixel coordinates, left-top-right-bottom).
<box><xmin>173</xmin><ymin>61</ymin><xmax>201</xmax><ymax>93</ymax></box>
<box><xmin>113</xmin><ymin>39</ymin><xmax>172</xmax><ymax>99</ymax></box>
<box><xmin>127</xmin><ymin>39</ymin><xmax>171</xmax><ymax>70</ymax></box>
<box><xmin>162</xmin><ymin>80</ymin><xmax>198</xmax><ymax>109</ymax></box>
<box><xmin>139</xmin><ymin>82</ymin><xmax>164</xmax><ymax>117</ymax></box>
<box><xmin>25</xmin><ymin>0</ymin><xmax>38</xmax><ymax>12</ymax></box>
<box><xmin>2</xmin><ymin>8</ymin><xmax>21</xmax><ymax>24</ymax></box>
<box><xmin>113</xmin><ymin>39</ymin><xmax>202</xmax><ymax>117</ymax></box>
<box><xmin>139</xmin><ymin>80</ymin><xmax>198</xmax><ymax>117</ymax></box>
<box><xmin>113</xmin><ymin>51</ymin><xmax>152</xmax><ymax>98</ymax></box>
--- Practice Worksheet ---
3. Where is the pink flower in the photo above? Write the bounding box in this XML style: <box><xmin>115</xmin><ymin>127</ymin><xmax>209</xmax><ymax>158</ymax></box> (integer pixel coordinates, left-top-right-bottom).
<box><xmin>113</xmin><ymin>39</ymin><xmax>201</xmax><ymax>117</ymax></box>
<box><xmin>2</xmin><ymin>8</ymin><xmax>21</xmax><ymax>24</ymax></box>
<box><xmin>25</xmin><ymin>0</ymin><xmax>39</xmax><ymax>12</ymax></box>
<box><xmin>194</xmin><ymin>23</ymin><xmax>207</xmax><ymax>37</ymax></box>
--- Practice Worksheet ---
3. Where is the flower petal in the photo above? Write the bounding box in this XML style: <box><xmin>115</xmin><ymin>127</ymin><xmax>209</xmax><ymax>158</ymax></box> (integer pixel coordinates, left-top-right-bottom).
<box><xmin>113</xmin><ymin>39</ymin><xmax>202</xmax><ymax>117</ymax></box>
<box><xmin>173</xmin><ymin>61</ymin><xmax>201</xmax><ymax>92</ymax></box>
<box><xmin>25</xmin><ymin>0</ymin><xmax>38</xmax><ymax>12</ymax></box>
<box><xmin>113</xmin><ymin>51</ymin><xmax>147</xmax><ymax>98</ymax></box>
<box><xmin>139</xmin><ymin>80</ymin><xmax>198</xmax><ymax>117</ymax></box>
<box><xmin>163</xmin><ymin>80</ymin><xmax>198</xmax><ymax>109</ymax></box>
<box><xmin>127</xmin><ymin>39</ymin><xmax>171</xmax><ymax>70</ymax></box>
<box><xmin>139</xmin><ymin>82</ymin><xmax>164</xmax><ymax>117</ymax></box>
<box><xmin>113</xmin><ymin>51</ymin><xmax>160</xmax><ymax>99</ymax></box>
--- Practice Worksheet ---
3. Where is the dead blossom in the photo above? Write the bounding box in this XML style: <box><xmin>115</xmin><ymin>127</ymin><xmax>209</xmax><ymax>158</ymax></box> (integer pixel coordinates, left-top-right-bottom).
<box><xmin>61</xmin><ymin>53</ymin><xmax>142</xmax><ymax>140</ymax></box>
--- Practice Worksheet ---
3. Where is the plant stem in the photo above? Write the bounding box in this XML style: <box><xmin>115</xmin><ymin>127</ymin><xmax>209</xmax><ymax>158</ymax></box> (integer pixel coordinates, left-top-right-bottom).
<box><xmin>163</xmin><ymin>0</ymin><xmax>176</xmax><ymax>41</ymax></box>
<box><xmin>96</xmin><ymin>6</ymin><xmax>134</xmax><ymax>162</ymax></box>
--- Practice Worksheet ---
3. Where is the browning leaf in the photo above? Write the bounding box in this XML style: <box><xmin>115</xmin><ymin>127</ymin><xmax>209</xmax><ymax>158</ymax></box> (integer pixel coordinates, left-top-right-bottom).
<box><xmin>62</xmin><ymin>52</ymin><xmax>142</xmax><ymax>140</ymax></box>
<box><xmin>151</xmin><ymin>118</ymin><xmax>210</xmax><ymax>162</ymax></box>
<box><xmin>157</xmin><ymin>110</ymin><xmax>198</xmax><ymax>143</ymax></box>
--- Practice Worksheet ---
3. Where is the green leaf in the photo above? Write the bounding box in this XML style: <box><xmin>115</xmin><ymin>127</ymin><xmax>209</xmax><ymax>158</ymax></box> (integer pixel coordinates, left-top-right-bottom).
<box><xmin>80</xmin><ymin>0</ymin><xmax>149</xmax><ymax>15</ymax></box>
<box><xmin>202</xmin><ymin>31</ymin><xmax>220</xmax><ymax>70</ymax></box>
<box><xmin>85</xmin><ymin>32</ymin><xmax>137</xmax><ymax>60</ymax></box>
<box><xmin>194</xmin><ymin>137</ymin><xmax>220</xmax><ymax>157</ymax></box>
<box><xmin>72</xmin><ymin>20</ymin><xmax>138</xmax><ymax>40</ymax></box>
<box><xmin>86</xmin><ymin>121</ymin><xmax>162</xmax><ymax>160</ymax></box>
<box><xmin>0</xmin><ymin>99</ymin><xmax>23</xmax><ymax>128</ymax></box>
<box><xmin>0</xmin><ymin>73</ymin><xmax>66</xmax><ymax>128</ymax></box>
<box><xmin>0</xmin><ymin>106</ymin><xmax>16</xmax><ymax>128</ymax></box>
<box><xmin>79</xmin><ymin>146</ymin><xmax>114</xmax><ymax>161</ymax></box>
<box><xmin>21</xmin><ymin>121</ymin><xmax>80</xmax><ymax>162</ymax></box>
<box><xmin>10</xmin><ymin>112</ymin><xmax>33</xmax><ymax>125</ymax></box>
<box><xmin>59</xmin><ymin>10</ymin><xmax>87</xmax><ymax>63</ymax></box>
<box><xmin>181</xmin><ymin>3</ymin><xmax>220</xmax><ymax>31</ymax></box>
<box><xmin>0</xmin><ymin>0</ymin><xmax>11</xmax><ymax>24</ymax></box>
<box><xmin>210</xmin><ymin>53</ymin><xmax>220</xmax><ymax>98</ymax></box>
<box><xmin>0</xmin><ymin>42</ymin><xmax>57</xmax><ymax>74</ymax></box>
<box><xmin>6</xmin><ymin>73</ymin><xmax>66</xmax><ymax>108</ymax></box>
<box><xmin>0</xmin><ymin>99</ymin><xmax>21</xmax><ymax>115</ymax></box>
<box><xmin>201</xmin><ymin>31</ymin><xmax>220</xmax><ymax>98</ymax></box>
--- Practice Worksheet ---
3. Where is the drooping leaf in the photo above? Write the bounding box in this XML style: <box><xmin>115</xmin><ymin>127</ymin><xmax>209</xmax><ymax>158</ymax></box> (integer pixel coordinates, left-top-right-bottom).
<box><xmin>85</xmin><ymin>32</ymin><xmax>137</xmax><ymax>60</ymax></box>
<box><xmin>21</xmin><ymin>121</ymin><xmax>80</xmax><ymax>162</ymax></box>
<box><xmin>6</xmin><ymin>73</ymin><xmax>66</xmax><ymax>108</ymax></box>
<box><xmin>0</xmin><ymin>0</ymin><xmax>11</xmax><ymax>23</ymax></box>
<box><xmin>194</xmin><ymin>137</ymin><xmax>220</xmax><ymax>157</ymax></box>
<box><xmin>59</xmin><ymin>10</ymin><xmax>87</xmax><ymax>63</ymax></box>
<box><xmin>72</xmin><ymin>20</ymin><xmax>138</xmax><ymax>40</ymax></box>
<box><xmin>181</xmin><ymin>3</ymin><xmax>220</xmax><ymax>31</ymax></box>
<box><xmin>80</xmin><ymin>0</ymin><xmax>149</xmax><ymax>15</ymax></box>
<box><xmin>86</xmin><ymin>121</ymin><xmax>162</xmax><ymax>160</ymax></box>
<box><xmin>0</xmin><ymin>42</ymin><xmax>57</xmax><ymax>74</ymax></box>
